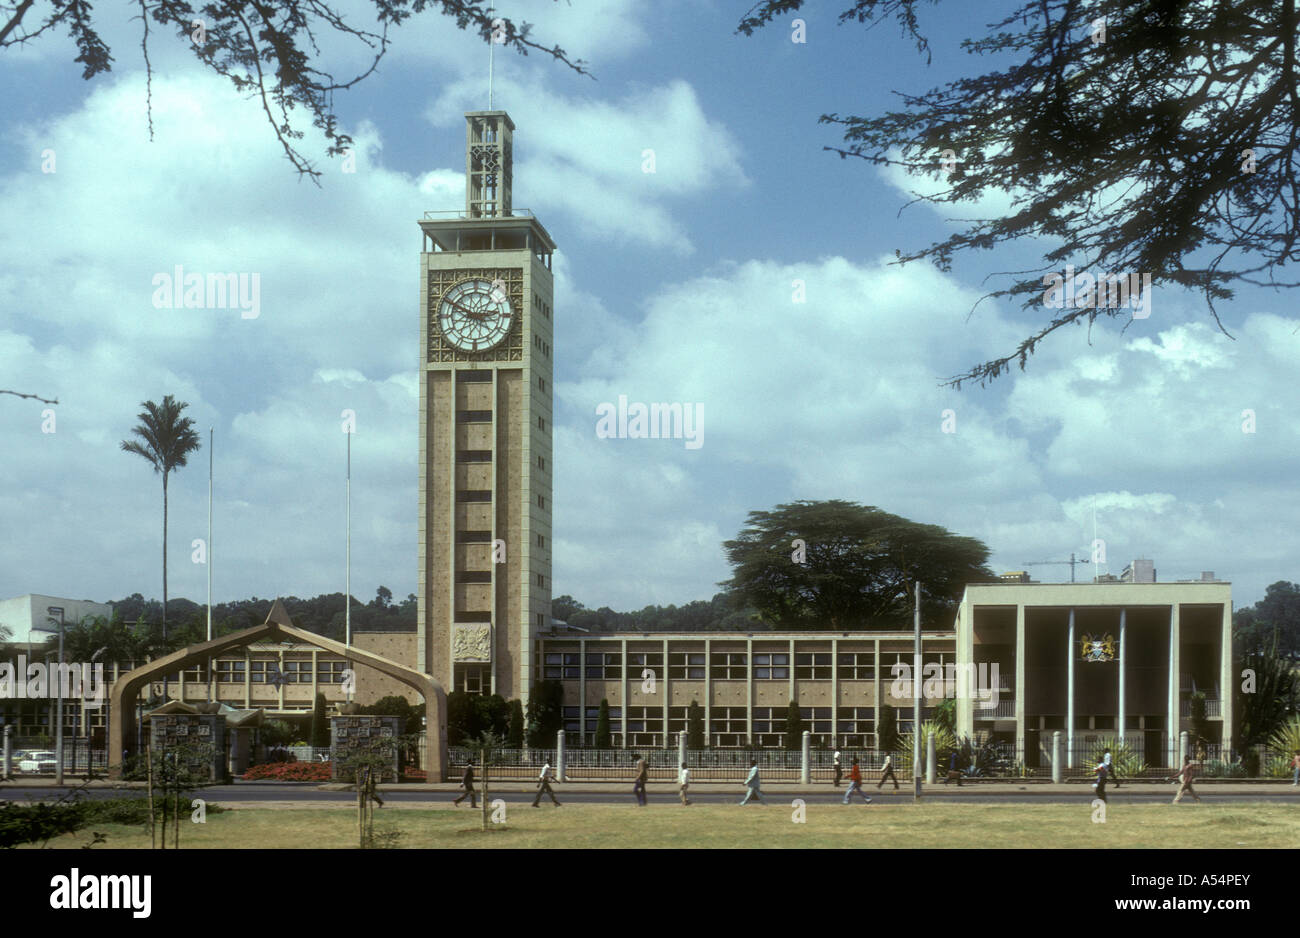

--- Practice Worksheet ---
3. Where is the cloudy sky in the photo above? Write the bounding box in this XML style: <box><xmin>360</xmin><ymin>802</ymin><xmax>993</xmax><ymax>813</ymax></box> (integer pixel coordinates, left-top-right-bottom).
<box><xmin>1</xmin><ymin>0</ymin><xmax>1294</xmax><ymax>616</ymax></box>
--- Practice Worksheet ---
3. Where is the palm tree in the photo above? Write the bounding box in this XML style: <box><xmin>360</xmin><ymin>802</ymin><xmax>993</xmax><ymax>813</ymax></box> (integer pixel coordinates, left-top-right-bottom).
<box><xmin>121</xmin><ymin>395</ymin><xmax>201</xmax><ymax>697</ymax></box>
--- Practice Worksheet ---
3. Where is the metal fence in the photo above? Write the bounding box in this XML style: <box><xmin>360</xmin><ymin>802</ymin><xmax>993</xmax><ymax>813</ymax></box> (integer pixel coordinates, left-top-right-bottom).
<box><xmin>2</xmin><ymin>740</ymin><xmax>109</xmax><ymax>776</ymax></box>
<box><xmin>444</xmin><ymin>742</ymin><xmax>1293</xmax><ymax>783</ymax></box>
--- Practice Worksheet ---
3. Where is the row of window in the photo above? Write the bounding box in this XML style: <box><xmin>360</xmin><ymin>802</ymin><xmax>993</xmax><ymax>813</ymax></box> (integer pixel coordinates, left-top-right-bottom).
<box><xmin>456</xmin><ymin>530</ymin><xmax>547</xmax><ymax>550</ymax></box>
<box><xmin>533</xmin><ymin>334</ymin><xmax>550</xmax><ymax>357</ymax></box>
<box><xmin>193</xmin><ymin>661</ymin><xmax>351</xmax><ymax>683</ymax></box>
<box><xmin>542</xmin><ymin>651</ymin><xmax>948</xmax><ymax>681</ymax></box>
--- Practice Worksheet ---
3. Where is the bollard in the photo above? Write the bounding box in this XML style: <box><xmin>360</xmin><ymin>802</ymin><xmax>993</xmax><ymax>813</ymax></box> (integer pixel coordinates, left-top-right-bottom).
<box><xmin>2</xmin><ymin>725</ymin><xmax>10</xmax><ymax>779</ymax></box>
<box><xmin>1052</xmin><ymin>731</ymin><xmax>1063</xmax><ymax>784</ymax></box>
<box><xmin>1179</xmin><ymin>730</ymin><xmax>1188</xmax><ymax>771</ymax></box>
<box><xmin>926</xmin><ymin>732</ymin><xmax>937</xmax><ymax>784</ymax></box>
<box><xmin>678</xmin><ymin>730</ymin><xmax>687</xmax><ymax>772</ymax></box>
<box><xmin>556</xmin><ymin>730</ymin><xmax>566</xmax><ymax>783</ymax></box>
<box><xmin>800</xmin><ymin>731</ymin><xmax>810</xmax><ymax>785</ymax></box>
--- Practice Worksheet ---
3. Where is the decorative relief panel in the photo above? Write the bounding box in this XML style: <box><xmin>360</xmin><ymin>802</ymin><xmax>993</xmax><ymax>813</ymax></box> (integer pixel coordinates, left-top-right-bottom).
<box><xmin>452</xmin><ymin>624</ymin><xmax>492</xmax><ymax>662</ymax></box>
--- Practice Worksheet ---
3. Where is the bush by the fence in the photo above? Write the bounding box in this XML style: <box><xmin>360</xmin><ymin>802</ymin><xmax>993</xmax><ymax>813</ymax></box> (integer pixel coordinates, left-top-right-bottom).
<box><xmin>242</xmin><ymin>762</ymin><xmax>331</xmax><ymax>781</ymax></box>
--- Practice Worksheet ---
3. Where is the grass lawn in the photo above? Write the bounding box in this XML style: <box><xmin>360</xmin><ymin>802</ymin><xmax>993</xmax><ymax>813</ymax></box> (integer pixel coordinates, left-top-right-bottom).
<box><xmin>23</xmin><ymin>801</ymin><xmax>1300</xmax><ymax>849</ymax></box>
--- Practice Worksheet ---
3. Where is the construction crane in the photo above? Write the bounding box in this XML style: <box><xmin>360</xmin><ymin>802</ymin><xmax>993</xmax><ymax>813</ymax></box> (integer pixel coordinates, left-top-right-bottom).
<box><xmin>1023</xmin><ymin>552</ymin><xmax>1094</xmax><ymax>583</ymax></box>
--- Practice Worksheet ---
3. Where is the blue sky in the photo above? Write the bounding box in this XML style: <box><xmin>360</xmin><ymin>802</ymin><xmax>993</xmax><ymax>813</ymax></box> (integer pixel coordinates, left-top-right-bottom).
<box><xmin>1</xmin><ymin>0</ymin><xmax>1295</xmax><ymax>616</ymax></box>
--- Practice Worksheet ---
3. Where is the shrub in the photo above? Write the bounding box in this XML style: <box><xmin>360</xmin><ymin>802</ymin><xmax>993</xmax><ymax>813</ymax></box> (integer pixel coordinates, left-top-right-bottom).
<box><xmin>241</xmin><ymin>762</ymin><xmax>332</xmax><ymax>781</ymax></box>
<box><xmin>1202</xmin><ymin>759</ymin><xmax>1246</xmax><ymax>778</ymax></box>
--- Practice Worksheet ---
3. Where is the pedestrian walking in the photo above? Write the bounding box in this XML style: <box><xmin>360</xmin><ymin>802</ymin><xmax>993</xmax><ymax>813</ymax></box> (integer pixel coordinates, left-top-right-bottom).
<box><xmin>832</xmin><ymin>749</ymin><xmax>842</xmax><ymax>787</ymax></box>
<box><xmin>942</xmin><ymin>750</ymin><xmax>963</xmax><ymax>786</ymax></box>
<box><xmin>1102</xmin><ymin>748</ymin><xmax>1121</xmax><ymax>788</ymax></box>
<box><xmin>531</xmin><ymin>759</ymin><xmax>561</xmax><ymax>807</ymax></box>
<box><xmin>452</xmin><ymin>760</ymin><xmax>477</xmax><ymax>807</ymax></box>
<box><xmin>738</xmin><ymin>759</ymin><xmax>766</xmax><ymax>805</ymax></box>
<box><xmin>1172</xmin><ymin>756</ymin><xmax>1201</xmax><ymax>804</ymax></box>
<box><xmin>843</xmin><ymin>757</ymin><xmax>872</xmax><ymax>804</ymax></box>
<box><xmin>679</xmin><ymin>762</ymin><xmax>692</xmax><ymax>805</ymax></box>
<box><xmin>877</xmin><ymin>752</ymin><xmax>899</xmax><ymax>790</ymax></box>
<box><xmin>1291</xmin><ymin>750</ymin><xmax>1300</xmax><ymax>786</ymax></box>
<box><xmin>632</xmin><ymin>753</ymin><xmax>649</xmax><ymax>806</ymax></box>
<box><xmin>1092</xmin><ymin>760</ymin><xmax>1109</xmax><ymax>803</ymax></box>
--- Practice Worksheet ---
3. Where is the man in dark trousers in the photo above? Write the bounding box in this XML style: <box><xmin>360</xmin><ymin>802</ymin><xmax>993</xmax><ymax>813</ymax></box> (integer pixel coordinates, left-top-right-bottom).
<box><xmin>942</xmin><ymin>750</ymin><xmax>963</xmax><ymax>786</ymax></box>
<box><xmin>531</xmin><ymin>759</ymin><xmax>561</xmax><ymax>807</ymax></box>
<box><xmin>453</xmin><ymin>760</ymin><xmax>477</xmax><ymax>807</ymax></box>
<box><xmin>633</xmin><ymin>753</ymin><xmax>648</xmax><ymax>806</ymax></box>
<box><xmin>877</xmin><ymin>752</ymin><xmax>899</xmax><ymax>791</ymax></box>
<box><xmin>832</xmin><ymin>749</ymin><xmax>842</xmax><ymax>787</ymax></box>
<box><xmin>1092</xmin><ymin>759</ymin><xmax>1109</xmax><ymax>803</ymax></box>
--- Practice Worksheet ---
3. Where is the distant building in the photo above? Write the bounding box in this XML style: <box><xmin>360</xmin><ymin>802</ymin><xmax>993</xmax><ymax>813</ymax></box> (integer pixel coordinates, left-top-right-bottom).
<box><xmin>999</xmin><ymin>571</ymin><xmax>1032</xmax><ymax>583</ymax></box>
<box><xmin>1120</xmin><ymin>558</ymin><xmax>1156</xmax><ymax>583</ymax></box>
<box><xmin>0</xmin><ymin>594</ymin><xmax>113</xmax><ymax>646</ymax></box>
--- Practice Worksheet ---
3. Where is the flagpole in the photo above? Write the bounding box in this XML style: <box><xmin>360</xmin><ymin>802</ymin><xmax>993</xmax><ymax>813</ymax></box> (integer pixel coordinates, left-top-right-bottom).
<box><xmin>207</xmin><ymin>426</ymin><xmax>214</xmax><ymax>702</ymax></box>
<box><xmin>207</xmin><ymin>427</ymin><xmax>213</xmax><ymax>642</ymax></box>
<box><xmin>345</xmin><ymin>430</ymin><xmax>352</xmax><ymax>700</ymax></box>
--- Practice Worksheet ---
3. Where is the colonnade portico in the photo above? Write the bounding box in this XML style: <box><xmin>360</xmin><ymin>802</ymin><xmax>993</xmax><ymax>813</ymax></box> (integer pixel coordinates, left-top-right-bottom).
<box><xmin>956</xmin><ymin>581</ymin><xmax>1233</xmax><ymax>768</ymax></box>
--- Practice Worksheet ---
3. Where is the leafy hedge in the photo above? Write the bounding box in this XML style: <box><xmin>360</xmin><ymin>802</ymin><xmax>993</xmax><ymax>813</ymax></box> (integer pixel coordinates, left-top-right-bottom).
<box><xmin>241</xmin><ymin>762</ymin><xmax>332</xmax><ymax>781</ymax></box>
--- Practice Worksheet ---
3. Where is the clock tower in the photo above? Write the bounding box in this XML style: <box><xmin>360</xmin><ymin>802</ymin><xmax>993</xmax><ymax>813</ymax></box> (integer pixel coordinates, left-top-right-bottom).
<box><xmin>417</xmin><ymin>111</ymin><xmax>555</xmax><ymax>708</ymax></box>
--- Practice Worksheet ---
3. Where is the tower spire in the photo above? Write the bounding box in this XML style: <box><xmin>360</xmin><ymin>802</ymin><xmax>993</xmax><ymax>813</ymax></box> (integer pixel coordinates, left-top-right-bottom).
<box><xmin>464</xmin><ymin>111</ymin><xmax>513</xmax><ymax>218</ymax></box>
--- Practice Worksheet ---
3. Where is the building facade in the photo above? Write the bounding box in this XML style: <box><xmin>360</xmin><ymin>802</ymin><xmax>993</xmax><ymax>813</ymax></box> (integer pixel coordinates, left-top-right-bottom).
<box><xmin>955</xmin><ymin>579</ymin><xmax>1234</xmax><ymax>764</ymax></box>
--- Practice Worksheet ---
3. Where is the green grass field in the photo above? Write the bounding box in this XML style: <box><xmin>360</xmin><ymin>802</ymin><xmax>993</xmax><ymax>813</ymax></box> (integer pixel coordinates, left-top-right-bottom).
<box><xmin>22</xmin><ymin>801</ymin><xmax>1300</xmax><ymax>849</ymax></box>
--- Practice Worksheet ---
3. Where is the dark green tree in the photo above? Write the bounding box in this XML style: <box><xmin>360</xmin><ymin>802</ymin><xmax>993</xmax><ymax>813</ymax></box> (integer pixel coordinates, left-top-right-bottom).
<box><xmin>506</xmin><ymin>699</ymin><xmax>525</xmax><ymax>749</ymax></box>
<box><xmin>687</xmin><ymin>700</ymin><xmax>705</xmax><ymax>750</ymax></box>
<box><xmin>446</xmin><ymin>691</ymin><xmax>477</xmax><ymax>747</ymax></box>
<box><xmin>783</xmin><ymin>699</ymin><xmax>804</xmax><ymax>751</ymax></box>
<box><xmin>525</xmin><ymin>680</ymin><xmax>565</xmax><ymax>748</ymax></box>
<box><xmin>120</xmin><ymin>395</ymin><xmax>202</xmax><ymax>685</ymax></box>
<box><xmin>933</xmin><ymin>698</ymin><xmax>957</xmax><ymax>736</ymax></box>
<box><xmin>738</xmin><ymin>0</ymin><xmax>1300</xmax><ymax>387</ymax></box>
<box><xmin>877</xmin><ymin>704</ymin><xmax>899</xmax><ymax>753</ymax></box>
<box><xmin>471</xmin><ymin>694</ymin><xmax>510</xmax><ymax>739</ymax></box>
<box><xmin>595</xmin><ymin>698</ymin><xmax>612</xmax><ymax>749</ymax></box>
<box><xmin>1237</xmin><ymin>653</ymin><xmax>1300</xmax><ymax>749</ymax></box>
<box><xmin>310</xmin><ymin>693</ymin><xmax>329</xmax><ymax>748</ymax></box>
<box><xmin>1234</xmin><ymin>582</ymin><xmax>1300</xmax><ymax>658</ymax></box>
<box><xmin>722</xmin><ymin>500</ymin><xmax>993</xmax><ymax>630</ymax></box>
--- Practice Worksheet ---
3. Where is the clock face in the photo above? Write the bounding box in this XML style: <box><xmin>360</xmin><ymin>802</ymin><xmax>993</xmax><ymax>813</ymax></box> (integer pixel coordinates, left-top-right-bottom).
<box><xmin>437</xmin><ymin>278</ymin><xmax>514</xmax><ymax>352</ymax></box>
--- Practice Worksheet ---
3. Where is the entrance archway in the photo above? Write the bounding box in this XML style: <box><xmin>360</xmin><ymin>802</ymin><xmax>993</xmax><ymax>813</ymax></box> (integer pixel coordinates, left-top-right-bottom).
<box><xmin>108</xmin><ymin>600</ymin><xmax>447</xmax><ymax>780</ymax></box>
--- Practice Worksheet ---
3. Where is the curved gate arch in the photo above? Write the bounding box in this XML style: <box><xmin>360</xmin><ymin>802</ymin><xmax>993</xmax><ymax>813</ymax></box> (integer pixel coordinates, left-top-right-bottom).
<box><xmin>109</xmin><ymin>600</ymin><xmax>447</xmax><ymax>780</ymax></box>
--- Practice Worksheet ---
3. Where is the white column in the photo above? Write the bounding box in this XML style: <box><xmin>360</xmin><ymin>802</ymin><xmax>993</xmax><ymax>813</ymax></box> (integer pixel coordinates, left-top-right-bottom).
<box><xmin>1168</xmin><ymin>604</ymin><xmax>1180</xmax><ymax>760</ymax></box>
<box><xmin>1066</xmin><ymin>608</ymin><xmax>1075</xmax><ymax>768</ymax></box>
<box><xmin>620</xmin><ymin>638</ymin><xmax>628</xmax><ymax>748</ymax></box>
<box><xmin>1117</xmin><ymin>608</ymin><xmax>1126</xmax><ymax>747</ymax></box>
<box><xmin>831</xmin><ymin>637</ymin><xmax>839</xmax><ymax>745</ymax></box>
<box><xmin>746</xmin><ymin>636</ymin><xmax>754</xmax><ymax>746</ymax></box>
<box><xmin>800</xmin><ymin>730</ymin><xmax>810</xmax><ymax>784</ymax></box>
<box><xmin>1014</xmin><ymin>604</ymin><xmax>1026</xmax><ymax>761</ymax></box>
<box><xmin>662</xmin><ymin>638</ymin><xmax>670</xmax><ymax>750</ymax></box>
<box><xmin>1219</xmin><ymin>596</ymin><xmax>1233</xmax><ymax>755</ymax></box>
<box><xmin>704</xmin><ymin>638</ymin><xmax>712</xmax><ymax>749</ymax></box>
<box><xmin>578</xmin><ymin>637</ymin><xmax>586</xmax><ymax>747</ymax></box>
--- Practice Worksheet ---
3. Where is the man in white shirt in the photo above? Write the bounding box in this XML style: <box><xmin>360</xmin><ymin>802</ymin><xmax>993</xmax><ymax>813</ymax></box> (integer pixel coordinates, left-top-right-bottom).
<box><xmin>531</xmin><ymin>760</ymin><xmax>561</xmax><ymax>807</ymax></box>
<box><xmin>832</xmin><ymin>749</ymin><xmax>842</xmax><ymax>787</ymax></box>
<box><xmin>679</xmin><ymin>762</ymin><xmax>692</xmax><ymax>805</ymax></box>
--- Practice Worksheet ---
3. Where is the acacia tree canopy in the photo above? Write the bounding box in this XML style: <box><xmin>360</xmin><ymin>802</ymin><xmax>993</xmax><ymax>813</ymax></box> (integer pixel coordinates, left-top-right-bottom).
<box><xmin>721</xmin><ymin>500</ymin><xmax>994</xmax><ymax>630</ymax></box>
<box><xmin>0</xmin><ymin>0</ymin><xmax>590</xmax><ymax>182</ymax></box>
<box><xmin>739</xmin><ymin>0</ymin><xmax>1300</xmax><ymax>387</ymax></box>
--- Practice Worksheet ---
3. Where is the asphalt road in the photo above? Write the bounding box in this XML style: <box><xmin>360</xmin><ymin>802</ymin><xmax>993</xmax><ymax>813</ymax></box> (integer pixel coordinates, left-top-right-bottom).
<box><xmin>1</xmin><ymin>785</ymin><xmax>1295</xmax><ymax>805</ymax></box>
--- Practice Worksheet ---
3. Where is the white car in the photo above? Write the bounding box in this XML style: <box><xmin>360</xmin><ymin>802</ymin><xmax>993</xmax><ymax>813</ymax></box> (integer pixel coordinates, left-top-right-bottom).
<box><xmin>18</xmin><ymin>751</ymin><xmax>57</xmax><ymax>774</ymax></box>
